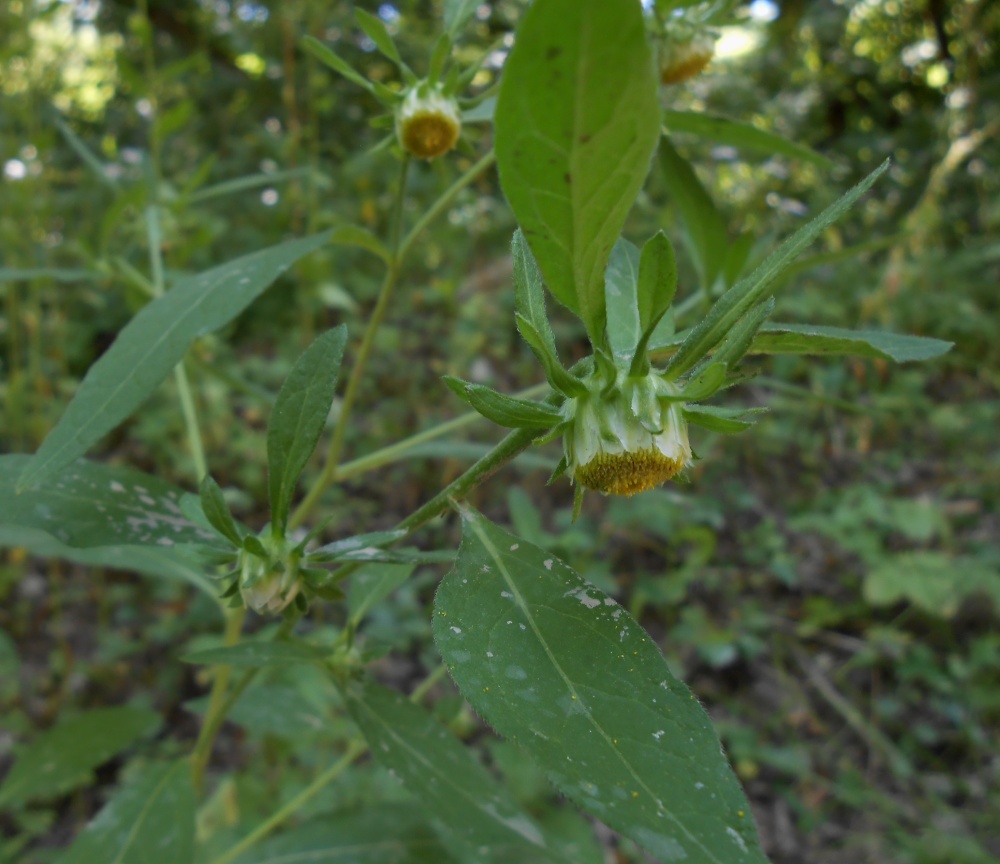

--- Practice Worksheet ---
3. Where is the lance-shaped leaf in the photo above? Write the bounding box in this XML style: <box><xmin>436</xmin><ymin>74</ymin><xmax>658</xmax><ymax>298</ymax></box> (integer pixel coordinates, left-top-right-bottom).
<box><xmin>494</xmin><ymin>0</ymin><xmax>661</xmax><ymax>345</ymax></box>
<box><xmin>444</xmin><ymin>377</ymin><xmax>564</xmax><ymax>430</ymax></box>
<box><xmin>330</xmin><ymin>224</ymin><xmax>391</xmax><ymax>263</ymax></box>
<box><xmin>343</xmin><ymin>677</ymin><xmax>561</xmax><ymax>864</ymax></box>
<box><xmin>18</xmin><ymin>233</ymin><xmax>330</xmax><ymax>491</ymax></box>
<box><xmin>604</xmin><ymin>239</ymin><xmax>641</xmax><ymax>366</ymax></box>
<box><xmin>199</xmin><ymin>475</ymin><xmax>243</xmax><ymax>548</ymax></box>
<box><xmin>688</xmin><ymin>298</ymin><xmax>774</xmax><ymax>380</ymax></box>
<box><xmin>0</xmin><ymin>707</ymin><xmax>161</xmax><ymax>807</ymax></box>
<box><xmin>434</xmin><ymin>507</ymin><xmax>767</xmax><ymax>864</ymax></box>
<box><xmin>444</xmin><ymin>0</ymin><xmax>479</xmax><ymax>36</ymax></box>
<box><xmin>355</xmin><ymin>9</ymin><xmax>404</xmax><ymax>68</ymax></box>
<box><xmin>750</xmin><ymin>323</ymin><xmax>953</xmax><ymax>362</ymax></box>
<box><xmin>512</xmin><ymin>230</ymin><xmax>559</xmax><ymax>366</ymax></box>
<box><xmin>680</xmin><ymin>362</ymin><xmax>728</xmax><ymax>402</ymax></box>
<box><xmin>663</xmin><ymin>111</ymin><xmax>835</xmax><ymax>169</ymax></box>
<box><xmin>267</xmin><ymin>326</ymin><xmax>348</xmax><ymax>536</ymax></box>
<box><xmin>630</xmin><ymin>232</ymin><xmax>678</xmax><ymax>376</ymax></box>
<box><xmin>54</xmin><ymin>760</ymin><xmax>194</xmax><ymax>864</ymax></box>
<box><xmin>181</xmin><ymin>641</ymin><xmax>328</xmax><ymax>668</ymax></box>
<box><xmin>664</xmin><ymin>160</ymin><xmax>891</xmax><ymax>379</ymax></box>
<box><xmin>0</xmin><ymin>455</ymin><xmax>219</xmax><ymax>550</ymax></box>
<box><xmin>302</xmin><ymin>36</ymin><xmax>380</xmax><ymax>97</ymax></box>
<box><xmin>515</xmin><ymin>314</ymin><xmax>587</xmax><ymax>397</ymax></box>
<box><xmin>684</xmin><ymin>405</ymin><xmax>767</xmax><ymax>434</ymax></box>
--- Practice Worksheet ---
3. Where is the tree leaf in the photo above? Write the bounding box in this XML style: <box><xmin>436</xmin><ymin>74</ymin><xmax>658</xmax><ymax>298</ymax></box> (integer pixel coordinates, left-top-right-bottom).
<box><xmin>0</xmin><ymin>707</ymin><xmax>162</xmax><ymax>807</ymax></box>
<box><xmin>444</xmin><ymin>0</ymin><xmax>479</xmax><ymax>36</ymax></box>
<box><xmin>234</xmin><ymin>804</ymin><xmax>459</xmax><ymax>864</ymax></box>
<box><xmin>267</xmin><ymin>326</ymin><xmax>348</xmax><ymax>535</ymax></box>
<box><xmin>342</xmin><ymin>677</ymin><xmax>560</xmax><ymax>864</ymax></box>
<box><xmin>443</xmin><ymin>377</ymin><xmax>563</xmax><ymax>430</ymax></box>
<box><xmin>434</xmin><ymin>508</ymin><xmax>767</xmax><ymax>864</ymax></box>
<box><xmin>604</xmin><ymin>239</ymin><xmax>641</xmax><ymax>366</ymax></box>
<box><xmin>664</xmin><ymin>160</ymin><xmax>891</xmax><ymax>379</ymax></box>
<box><xmin>749</xmin><ymin>323</ymin><xmax>953</xmax><ymax>362</ymax></box>
<box><xmin>659</xmin><ymin>136</ymin><xmax>729</xmax><ymax>293</ymax></box>
<box><xmin>494</xmin><ymin>0</ymin><xmax>661</xmax><ymax>345</ymax></box>
<box><xmin>181</xmin><ymin>641</ymin><xmax>328</xmax><ymax>667</ymax></box>
<box><xmin>18</xmin><ymin>233</ymin><xmax>330</xmax><ymax>491</ymax></box>
<box><xmin>0</xmin><ymin>454</ymin><xmax>219</xmax><ymax>550</ymax></box>
<box><xmin>663</xmin><ymin>111</ymin><xmax>835</xmax><ymax>169</ymax></box>
<box><xmin>54</xmin><ymin>760</ymin><xmax>194</xmax><ymax>864</ymax></box>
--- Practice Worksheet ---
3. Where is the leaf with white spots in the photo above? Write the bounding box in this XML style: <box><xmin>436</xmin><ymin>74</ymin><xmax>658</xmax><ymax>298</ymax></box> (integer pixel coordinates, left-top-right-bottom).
<box><xmin>433</xmin><ymin>507</ymin><xmax>768</xmax><ymax>864</ymax></box>
<box><xmin>0</xmin><ymin>707</ymin><xmax>162</xmax><ymax>807</ymax></box>
<box><xmin>53</xmin><ymin>760</ymin><xmax>194</xmax><ymax>864</ymax></box>
<box><xmin>342</xmin><ymin>677</ymin><xmax>563</xmax><ymax>864</ymax></box>
<box><xmin>0</xmin><ymin>455</ymin><xmax>220</xmax><ymax>550</ymax></box>
<box><xmin>18</xmin><ymin>232</ymin><xmax>330</xmax><ymax>491</ymax></box>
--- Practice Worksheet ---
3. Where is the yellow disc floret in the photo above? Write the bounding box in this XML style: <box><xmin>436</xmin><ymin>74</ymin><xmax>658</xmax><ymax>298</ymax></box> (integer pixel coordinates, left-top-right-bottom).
<box><xmin>396</xmin><ymin>86</ymin><xmax>462</xmax><ymax>160</ymax></box>
<box><xmin>575</xmin><ymin>448</ymin><xmax>687</xmax><ymax>496</ymax></box>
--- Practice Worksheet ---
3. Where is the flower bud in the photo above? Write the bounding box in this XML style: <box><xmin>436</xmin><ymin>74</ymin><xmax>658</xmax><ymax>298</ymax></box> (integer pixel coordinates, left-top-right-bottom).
<box><xmin>238</xmin><ymin>544</ymin><xmax>299</xmax><ymax>613</ymax></box>
<box><xmin>395</xmin><ymin>86</ymin><xmax>462</xmax><ymax>160</ymax></box>
<box><xmin>658</xmin><ymin>32</ymin><xmax>716</xmax><ymax>85</ymax></box>
<box><xmin>562</xmin><ymin>371</ymin><xmax>692</xmax><ymax>496</ymax></box>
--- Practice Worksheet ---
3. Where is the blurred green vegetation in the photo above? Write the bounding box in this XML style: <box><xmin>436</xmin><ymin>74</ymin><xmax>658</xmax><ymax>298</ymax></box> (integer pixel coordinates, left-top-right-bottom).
<box><xmin>1</xmin><ymin>1</ymin><xmax>998</xmax><ymax>862</ymax></box>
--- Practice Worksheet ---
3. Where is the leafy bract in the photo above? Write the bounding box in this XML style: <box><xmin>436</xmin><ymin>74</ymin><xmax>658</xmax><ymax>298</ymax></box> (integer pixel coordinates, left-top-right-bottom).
<box><xmin>343</xmin><ymin>677</ymin><xmax>560</xmax><ymax>864</ymax></box>
<box><xmin>19</xmin><ymin>232</ymin><xmax>330</xmax><ymax>491</ymax></box>
<box><xmin>267</xmin><ymin>326</ymin><xmax>348</xmax><ymax>535</ymax></box>
<box><xmin>604</xmin><ymin>239</ymin><xmax>642</xmax><ymax>365</ymax></box>
<box><xmin>0</xmin><ymin>455</ymin><xmax>218</xmax><ymax>550</ymax></box>
<box><xmin>0</xmin><ymin>707</ymin><xmax>161</xmax><ymax>807</ymax></box>
<box><xmin>494</xmin><ymin>0</ymin><xmax>660</xmax><ymax>345</ymax></box>
<box><xmin>434</xmin><ymin>507</ymin><xmax>768</xmax><ymax>864</ymax></box>
<box><xmin>54</xmin><ymin>760</ymin><xmax>194</xmax><ymax>864</ymax></box>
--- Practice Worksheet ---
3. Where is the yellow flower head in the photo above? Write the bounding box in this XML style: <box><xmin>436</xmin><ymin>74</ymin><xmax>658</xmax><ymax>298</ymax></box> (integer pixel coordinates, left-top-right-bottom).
<box><xmin>396</xmin><ymin>86</ymin><xmax>462</xmax><ymax>160</ymax></box>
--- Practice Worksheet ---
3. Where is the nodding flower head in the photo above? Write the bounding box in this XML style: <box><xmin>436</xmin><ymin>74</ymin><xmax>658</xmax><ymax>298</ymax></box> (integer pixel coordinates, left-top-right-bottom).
<box><xmin>562</xmin><ymin>370</ymin><xmax>692</xmax><ymax>496</ymax></box>
<box><xmin>658</xmin><ymin>31</ymin><xmax>716</xmax><ymax>85</ymax></box>
<box><xmin>396</xmin><ymin>85</ymin><xmax>462</xmax><ymax>160</ymax></box>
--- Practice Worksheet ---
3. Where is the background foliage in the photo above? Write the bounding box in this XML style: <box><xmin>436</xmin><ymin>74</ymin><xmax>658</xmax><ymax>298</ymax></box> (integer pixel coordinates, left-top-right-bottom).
<box><xmin>1</xmin><ymin>0</ymin><xmax>998</xmax><ymax>862</ymax></box>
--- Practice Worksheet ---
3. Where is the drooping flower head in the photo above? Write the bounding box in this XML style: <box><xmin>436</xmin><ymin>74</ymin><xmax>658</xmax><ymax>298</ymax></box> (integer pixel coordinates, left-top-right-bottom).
<box><xmin>395</xmin><ymin>85</ymin><xmax>462</xmax><ymax>160</ymax></box>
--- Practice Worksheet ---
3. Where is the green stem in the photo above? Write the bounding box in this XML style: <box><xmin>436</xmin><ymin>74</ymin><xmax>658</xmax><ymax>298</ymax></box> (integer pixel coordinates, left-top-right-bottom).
<box><xmin>174</xmin><ymin>362</ymin><xmax>207</xmax><ymax>480</ymax></box>
<box><xmin>190</xmin><ymin>608</ymin><xmax>246</xmax><ymax>793</ymax></box>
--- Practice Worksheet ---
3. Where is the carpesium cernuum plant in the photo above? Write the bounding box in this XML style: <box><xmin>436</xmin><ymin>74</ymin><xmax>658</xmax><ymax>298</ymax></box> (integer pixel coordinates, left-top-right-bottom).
<box><xmin>0</xmin><ymin>1</ymin><xmax>952</xmax><ymax>862</ymax></box>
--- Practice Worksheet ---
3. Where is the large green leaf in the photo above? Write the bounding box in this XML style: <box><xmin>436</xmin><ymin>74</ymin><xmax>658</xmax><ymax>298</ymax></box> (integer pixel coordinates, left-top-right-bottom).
<box><xmin>343</xmin><ymin>678</ymin><xmax>560</xmax><ymax>864</ymax></box>
<box><xmin>663</xmin><ymin>161</ymin><xmax>891</xmax><ymax>378</ymax></box>
<box><xmin>494</xmin><ymin>0</ymin><xmax>660</xmax><ymax>345</ymax></box>
<box><xmin>0</xmin><ymin>707</ymin><xmax>161</xmax><ymax>806</ymax></box>
<box><xmin>54</xmin><ymin>760</ymin><xmax>194</xmax><ymax>864</ymax></box>
<box><xmin>0</xmin><ymin>455</ymin><xmax>218</xmax><ymax>550</ymax></box>
<box><xmin>750</xmin><ymin>323</ymin><xmax>953</xmax><ymax>362</ymax></box>
<box><xmin>234</xmin><ymin>804</ymin><xmax>458</xmax><ymax>864</ymax></box>
<box><xmin>434</xmin><ymin>508</ymin><xmax>767</xmax><ymax>864</ymax></box>
<box><xmin>663</xmin><ymin>112</ymin><xmax>835</xmax><ymax>169</ymax></box>
<box><xmin>267</xmin><ymin>326</ymin><xmax>348</xmax><ymax>535</ymax></box>
<box><xmin>18</xmin><ymin>232</ymin><xmax>330</xmax><ymax>491</ymax></box>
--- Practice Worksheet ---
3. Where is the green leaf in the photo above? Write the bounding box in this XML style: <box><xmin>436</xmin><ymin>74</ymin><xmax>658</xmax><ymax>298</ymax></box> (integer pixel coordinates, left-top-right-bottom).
<box><xmin>0</xmin><ymin>526</ymin><xmax>221</xmax><ymax>604</ymax></box>
<box><xmin>514</xmin><ymin>314</ymin><xmax>586</xmax><ymax>397</ymax></box>
<box><xmin>0</xmin><ymin>454</ymin><xmax>219</xmax><ymax>550</ymax></box>
<box><xmin>663</xmin><ymin>111</ymin><xmax>835</xmax><ymax>169</ymax></box>
<box><xmin>312</xmin><ymin>529</ymin><xmax>407</xmax><ymax>558</ymax></box>
<box><xmin>690</xmin><ymin>297</ymin><xmax>774</xmax><ymax>377</ymax></box>
<box><xmin>659</xmin><ymin>136</ymin><xmax>729</xmax><ymax>293</ymax></box>
<box><xmin>234</xmin><ymin>804</ymin><xmax>459</xmax><ymax>864</ymax></box>
<box><xmin>637</xmin><ymin>231</ymin><xmax>678</xmax><ymax>336</ymax></box>
<box><xmin>54</xmin><ymin>760</ymin><xmax>194</xmax><ymax>864</ymax></box>
<box><xmin>19</xmin><ymin>233</ymin><xmax>330</xmax><ymax>491</ymax></box>
<box><xmin>683</xmin><ymin>405</ymin><xmax>765</xmax><ymax>434</ymax></box>
<box><xmin>604</xmin><ymin>239</ymin><xmax>641</xmax><ymax>366</ymax></box>
<box><xmin>512</xmin><ymin>230</ymin><xmax>559</xmax><ymax>365</ymax></box>
<box><xmin>0</xmin><ymin>707</ymin><xmax>162</xmax><ymax>807</ymax></box>
<box><xmin>327</xmin><ymin>224</ymin><xmax>391</xmax><ymax>262</ymax></box>
<box><xmin>242</xmin><ymin>535</ymin><xmax>268</xmax><ymax>558</ymax></box>
<box><xmin>681</xmin><ymin>361</ymin><xmax>728</xmax><ymax>402</ymax></box>
<box><xmin>301</xmin><ymin>36</ymin><xmax>378</xmax><ymax>96</ymax></box>
<box><xmin>428</xmin><ymin>34</ymin><xmax>452</xmax><ymax>85</ymax></box>
<box><xmin>343</xmin><ymin>677</ymin><xmax>559</xmax><ymax>864</ymax></box>
<box><xmin>0</xmin><ymin>268</ymin><xmax>104</xmax><ymax>283</ymax></box>
<box><xmin>749</xmin><ymin>323</ymin><xmax>953</xmax><ymax>363</ymax></box>
<box><xmin>444</xmin><ymin>0</ymin><xmax>479</xmax><ymax>36</ymax></box>
<box><xmin>433</xmin><ymin>508</ymin><xmax>767</xmax><ymax>864</ymax></box>
<box><xmin>267</xmin><ymin>326</ymin><xmax>348</xmax><ymax>535</ymax></box>
<box><xmin>310</xmin><ymin>546</ymin><xmax>454</xmax><ymax>565</ymax></box>
<box><xmin>185</xmin><ymin>167</ymin><xmax>321</xmax><ymax>204</ymax></box>
<box><xmin>864</xmin><ymin>552</ymin><xmax>1000</xmax><ymax>618</ymax></box>
<box><xmin>348</xmin><ymin>563</ymin><xmax>416</xmax><ymax>627</ymax></box>
<box><xmin>355</xmin><ymin>9</ymin><xmax>404</xmax><ymax>67</ymax></box>
<box><xmin>664</xmin><ymin>160</ymin><xmax>891</xmax><ymax>379</ymax></box>
<box><xmin>494</xmin><ymin>0</ymin><xmax>661</xmax><ymax>345</ymax></box>
<box><xmin>181</xmin><ymin>641</ymin><xmax>328</xmax><ymax>667</ymax></box>
<box><xmin>199</xmin><ymin>475</ymin><xmax>243</xmax><ymax>548</ymax></box>
<box><xmin>443</xmin><ymin>377</ymin><xmax>563</xmax><ymax>430</ymax></box>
